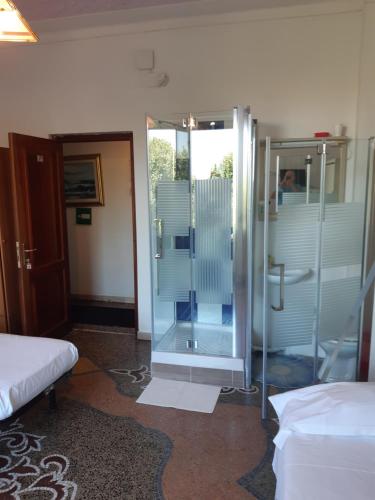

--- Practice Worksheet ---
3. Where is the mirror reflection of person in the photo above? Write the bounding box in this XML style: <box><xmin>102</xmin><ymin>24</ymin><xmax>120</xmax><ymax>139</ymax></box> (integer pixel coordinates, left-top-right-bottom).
<box><xmin>271</xmin><ymin>169</ymin><xmax>304</xmax><ymax>204</ymax></box>
<box><xmin>280</xmin><ymin>170</ymin><xmax>302</xmax><ymax>193</ymax></box>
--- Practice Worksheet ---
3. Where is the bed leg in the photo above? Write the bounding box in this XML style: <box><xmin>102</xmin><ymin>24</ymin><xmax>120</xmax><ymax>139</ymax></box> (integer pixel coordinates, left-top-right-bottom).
<box><xmin>45</xmin><ymin>385</ymin><xmax>57</xmax><ymax>411</ymax></box>
<box><xmin>48</xmin><ymin>389</ymin><xmax>57</xmax><ymax>410</ymax></box>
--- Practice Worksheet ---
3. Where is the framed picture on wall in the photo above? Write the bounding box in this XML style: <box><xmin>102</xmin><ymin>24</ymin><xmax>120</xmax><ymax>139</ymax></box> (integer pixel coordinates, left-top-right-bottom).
<box><xmin>64</xmin><ymin>154</ymin><xmax>104</xmax><ymax>206</ymax></box>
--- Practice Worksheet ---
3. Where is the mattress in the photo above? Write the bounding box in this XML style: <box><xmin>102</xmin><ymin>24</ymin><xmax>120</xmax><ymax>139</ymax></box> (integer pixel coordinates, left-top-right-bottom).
<box><xmin>0</xmin><ymin>333</ymin><xmax>78</xmax><ymax>420</ymax></box>
<box><xmin>273</xmin><ymin>432</ymin><xmax>375</xmax><ymax>500</ymax></box>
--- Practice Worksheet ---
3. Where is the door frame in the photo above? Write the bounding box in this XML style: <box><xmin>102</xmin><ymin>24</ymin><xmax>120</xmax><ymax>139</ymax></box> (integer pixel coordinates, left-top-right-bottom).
<box><xmin>51</xmin><ymin>132</ymin><xmax>139</xmax><ymax>331</ymax></box>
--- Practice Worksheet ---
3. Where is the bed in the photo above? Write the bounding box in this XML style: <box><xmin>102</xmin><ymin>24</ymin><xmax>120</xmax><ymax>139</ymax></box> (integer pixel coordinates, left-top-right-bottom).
<box><xmin>270</xmin><ymin>382</ymin><xmax>375</xmax><ymax>500</ymax></box>
<box><xmin>0</xmin><ymin>333</ymin><xmax>78</xmax><ymax>420</ymax></box>
<box><xmin>273</xmin><ymin>432</ymin><xmax>375</xmax><ymax>499</ymax></box>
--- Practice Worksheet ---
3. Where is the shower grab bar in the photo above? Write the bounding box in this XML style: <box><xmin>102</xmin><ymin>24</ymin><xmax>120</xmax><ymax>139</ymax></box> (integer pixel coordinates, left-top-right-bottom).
<box><xmin>154</xmin><ymin>218</ymin><xmax>163</xmax><ymax>259</ymax></box>
<box><xmin>271</xmin><ymin>263</ymin><xmax>285</xmax><ymax>311</ymax></box>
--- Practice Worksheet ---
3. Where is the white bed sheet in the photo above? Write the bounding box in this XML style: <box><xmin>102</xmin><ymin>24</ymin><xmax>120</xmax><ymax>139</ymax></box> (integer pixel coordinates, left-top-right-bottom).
<box><xmin>0</xmin><ymin>333</ymin><xmax>78</xmax><ymax>420</ymax></box>
<box><xmin>273</xmin><ymin>432</ymin><xmax>375</xmax><ymax>500</ymax></box>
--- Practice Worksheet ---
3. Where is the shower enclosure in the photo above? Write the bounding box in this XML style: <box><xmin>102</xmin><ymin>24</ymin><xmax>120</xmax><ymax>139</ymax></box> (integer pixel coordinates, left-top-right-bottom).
<box><xmin>255</xmin><ymin>137</ymin><xmax>369</xmax><ymax>417</ymax></box>
<box><xmin>147</xmin><ymin>107</ymin><xmax>371</xmax><ymax>416</ymax></box>
<box><xmin>147</xmin><ymin>107</ymin><xmax>253</xmax><ymax>386</ymax></box>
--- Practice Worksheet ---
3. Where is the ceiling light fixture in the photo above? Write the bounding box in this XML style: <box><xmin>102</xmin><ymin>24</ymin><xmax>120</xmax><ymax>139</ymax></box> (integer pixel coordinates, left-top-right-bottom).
<box><xmin>0</xmin><ymin>0</ymin><xmax>38</xmax><ymax>43</ymax></box>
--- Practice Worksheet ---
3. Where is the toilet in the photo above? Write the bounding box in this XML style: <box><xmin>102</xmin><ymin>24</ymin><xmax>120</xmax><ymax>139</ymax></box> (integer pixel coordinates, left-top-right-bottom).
<box><xmin>318</xmin><ymin>337</ymin><xmax>358</xmax><ymax>382</ymax></box>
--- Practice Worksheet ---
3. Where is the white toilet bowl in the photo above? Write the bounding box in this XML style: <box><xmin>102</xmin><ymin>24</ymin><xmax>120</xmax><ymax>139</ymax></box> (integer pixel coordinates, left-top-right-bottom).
<box><xmin>318</xmin><ymin>337</ymin><xmax>358</xmax><ymax>382</ymax></box>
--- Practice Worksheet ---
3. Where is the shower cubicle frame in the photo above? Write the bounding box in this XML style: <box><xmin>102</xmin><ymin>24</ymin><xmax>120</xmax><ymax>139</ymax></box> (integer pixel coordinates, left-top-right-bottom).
<box><xmin>147</xmin><ymin>106</ymin><xmax>256</xmax><ymax>388</ymax></box>
<box><xmin>258</xmin><ymin>135</ymin><xmax>369</xmax><ymax>418</ymax></box>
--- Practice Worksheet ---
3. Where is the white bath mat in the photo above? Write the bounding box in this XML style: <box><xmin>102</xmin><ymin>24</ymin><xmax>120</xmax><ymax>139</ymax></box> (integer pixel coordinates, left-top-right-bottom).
<box><xmin>136</xmin><ymin>377</ymin><xmax>221</xmax><ymax>413</ymax></box>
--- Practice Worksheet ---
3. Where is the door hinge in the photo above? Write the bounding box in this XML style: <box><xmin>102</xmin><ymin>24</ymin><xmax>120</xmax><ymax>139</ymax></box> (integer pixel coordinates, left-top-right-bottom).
<box><xmin>186</xmin><ymin>339</ymin><xmax>198</xmax><ymax>349</ymax></box>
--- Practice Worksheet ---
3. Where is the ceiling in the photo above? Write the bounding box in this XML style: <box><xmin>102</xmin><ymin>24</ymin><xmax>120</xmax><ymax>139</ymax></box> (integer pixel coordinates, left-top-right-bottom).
<box><xmin>16</xmin><ymin>0</ymin><xmax>196</xmax><ymax>21</ymax></box>
<box><xmin>15</xmin><ymin>0</ymin><xmax>338</xmax><ymax>22</ymax></box>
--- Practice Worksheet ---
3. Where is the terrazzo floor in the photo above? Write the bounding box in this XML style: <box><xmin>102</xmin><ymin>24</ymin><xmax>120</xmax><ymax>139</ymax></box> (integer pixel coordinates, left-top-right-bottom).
<box><xmin>0</xmin><ymin>327</ymin><xmax>277</xmax><ymax>500</ymax></box>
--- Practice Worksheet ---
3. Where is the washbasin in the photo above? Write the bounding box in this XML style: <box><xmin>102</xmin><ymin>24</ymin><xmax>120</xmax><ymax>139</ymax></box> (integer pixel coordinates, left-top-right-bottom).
<box><xmin>268</xmin><ymin>268</ymin><xmax>312</xmax><ymax>285</ymax></box>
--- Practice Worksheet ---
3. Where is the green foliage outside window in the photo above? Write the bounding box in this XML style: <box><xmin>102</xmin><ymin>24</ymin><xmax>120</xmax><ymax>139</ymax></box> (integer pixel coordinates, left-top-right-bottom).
<box><xmin>210</xmin><ymin>153</ymin><xmax>233</xmax><ymax>179</ymax></box>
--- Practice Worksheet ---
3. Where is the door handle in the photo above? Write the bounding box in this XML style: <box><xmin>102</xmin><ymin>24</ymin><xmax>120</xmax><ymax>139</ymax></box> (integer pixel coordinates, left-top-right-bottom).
<box><xmin>154</xmin><ymin>218</ymin><xmax>163</xmax><ymax>259</ymax></box>
<box><xmin>271</xmin><ymin>263</ymin><xmax>285</xmax><ymax>311</ymax></box>
<box><xmin>23</xmin><ymin>248</ymin><xmax>38</xmax><ymax>270</ymax></box>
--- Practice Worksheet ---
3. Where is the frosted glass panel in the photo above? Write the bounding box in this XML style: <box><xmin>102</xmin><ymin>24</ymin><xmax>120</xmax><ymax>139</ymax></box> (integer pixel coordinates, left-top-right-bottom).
<box><xmin>322</xmin><ymin>203</ymin><xmax>365</xmax><ymax>268</ymax></box>
<box><xmin>281</xmin><ymin>193</ymin><xmax>309</xmax><ymax>205</ymax></box>
<box><xmin>320</xmin><ymin>277</ymin><xmax>362</xmax><ymax>341</ymax></box>
<box><xmin>156</xmin><ymin>180</ymin><xmax>191</xmax><ymax>302</ymax></box>
<box><xmin>195</xmin><ymin>179</ymin><xmax>232</xmax><ymax>305</ymax></box>
<box><xmin>268</xmin><ymin>204</ymin><xmax>319</xmax><ymax>348</ymax></box>
<box><xmin>281</xmin><ymin>192</ymin><xmax>337</xmax><ymax>205</ymax></box>
<box><xmin>319</xmin><ymin>202</ymin><xmax>365</xmax><ymax>342</ymax></box>
<box><xmin>269</xmin><ymin>204</ymin><xmax>319</xmax><ymax>269</ymax></box>
<box><xmin>156</xmin><ymin>180</ymin><xmax>190</xmax><ymax>237</ymax></box>
<box><xmin>270</xmin><ymin>282</ymin><xmax>316</xmax><ymax>348</ymax></box>
<box><xmin>158</xmin><ymin>250</ymin><xmax>191</xmax><ymax>302</ymax></box>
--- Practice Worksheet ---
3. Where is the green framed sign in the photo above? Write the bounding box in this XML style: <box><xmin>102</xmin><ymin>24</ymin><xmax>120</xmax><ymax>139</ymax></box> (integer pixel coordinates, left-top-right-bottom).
<box><xmin>76</xmin><ymin>207</ymin><xmax>92</xmax><ymax>225</ymax></box>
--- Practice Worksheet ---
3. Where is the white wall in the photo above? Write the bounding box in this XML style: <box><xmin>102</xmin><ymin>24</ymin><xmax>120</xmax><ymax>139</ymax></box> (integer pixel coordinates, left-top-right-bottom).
<box><xmin>0</xmin><ymin>0</ymin><xmax>365</xmax><ymax>335</ymax></box>
<box><xmin>63</xmin><ymin>141</ymin><xmax>134</xmax><ymax>301</ymax></box>
<box><xmin>356</xmin><ymin>1</ymin><xmax>375</xmax><ymax>139</ymax></box>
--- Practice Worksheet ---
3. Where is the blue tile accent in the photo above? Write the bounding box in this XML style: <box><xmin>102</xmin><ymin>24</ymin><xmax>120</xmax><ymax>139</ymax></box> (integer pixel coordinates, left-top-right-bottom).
<box><xmin>222</xmin><ymin>303</ymin><xmax>233</xmax><ymax>325</ymax></box>
<box><xmin>176</xmin><ymin>291</ymin><xmax>197</xmax><ymax>321</ymax></box>
<box><xmin>176</xmin><ymin>301</ymin><xmax>191</xmax><ymax>321</ymax></box>
<box><xmin>191</xmin><ymin>227</ymin><xmax>195</xmax><ymax>258</ymax></box>
<box><xmin>191</xmin><ymin>291</ymin><xmax>197</xmax><ymax>321</ymax></box>
<box><xmin>175</xmin><ymin>236</ymin><xmax>190</xmax><ymax>249</ymax></box>
<box><xmin>175</xmin><ymin>228</ymin><xmax>194</xmax><ymax>256</ymax></box>
<box><xmin>178</xmin><ymin>293</ymin><xmax>232</xmax><ymax>324</ymax></box>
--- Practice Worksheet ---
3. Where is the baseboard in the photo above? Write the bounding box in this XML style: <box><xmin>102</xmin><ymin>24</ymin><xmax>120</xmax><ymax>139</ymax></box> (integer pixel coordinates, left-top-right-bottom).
<box><xmin>70</xmin><ymin>294</ymin><xmax>135</xmax><ymax>309</ymax></box>
<box><xmin>137</xmin><ymin>330</ymin><xmax>151</xmax><ymax>341</ymax></box>
<box><xmin>70</xmin><ymin>301</ymin><xmax>135</xmax><ymax>328</ymax></box>
<box><xmin>71</xmin><ymin>293</ymin><xmax>135</xmax><ymax>302</ymax></box>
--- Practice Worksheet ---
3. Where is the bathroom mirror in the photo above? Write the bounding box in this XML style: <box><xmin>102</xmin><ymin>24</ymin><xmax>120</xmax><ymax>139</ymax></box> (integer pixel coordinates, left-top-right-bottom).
<box><xmin>259</xmin><ymin>137</ymin><xmax>348</xmax><ymax>213</ymax></box>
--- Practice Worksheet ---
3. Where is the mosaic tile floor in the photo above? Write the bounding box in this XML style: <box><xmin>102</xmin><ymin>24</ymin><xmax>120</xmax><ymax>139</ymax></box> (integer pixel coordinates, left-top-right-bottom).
<box><xmin>0</xmin><ymin>328</ymin><xmax>277</xmax><ymax>500</ymax></box>
<box><xmin>253</xmin><ymin>351</ymin><xmax>316</xmax><ymax>389</ymax></box>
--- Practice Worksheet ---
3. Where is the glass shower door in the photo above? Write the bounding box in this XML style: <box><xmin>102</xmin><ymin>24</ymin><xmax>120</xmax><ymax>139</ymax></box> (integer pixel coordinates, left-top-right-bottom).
<box><xmin>318</xmin><ymin>140</ymin><xmax>368</xmax><ymax>382</ymax></box>
<box><xmin>254</xmin><ymin>141</ymin><xmax>323</xmax><ymax>406</ymax></box>
<box><xmin>147</xmin><ymin>117</ymin><xmax>194</xmax><ymax>353</ymax></box>
<box><xmin>190</xmin><ymin>113</ymin><xmax>236</xmax><ymax>357</ymax></box>
<box><xmin>190</xmin><ymin>107</ymin><xmax>252</xmax><ymax>361</ymax></box>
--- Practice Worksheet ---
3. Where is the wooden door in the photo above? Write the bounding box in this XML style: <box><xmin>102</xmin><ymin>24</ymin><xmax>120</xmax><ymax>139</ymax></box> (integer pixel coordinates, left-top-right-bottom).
<box><xmin>0</xmin><ymin>260</ymin><xmax>6</xmax><ymax>331</ymax></box>
<box><xmin>0</xmin><ymin>147</ymin><xmax>21</xmax><ymax>333</ymax></box>
<box><xmin>9</xmin><ymin>133</ymin><xmax>70</xmax><ymax>337</ymax></box>
<box><xmin>0</xmin><ymin>149</ymin><xmax>9</xmax><ymax>331</ymax></box>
